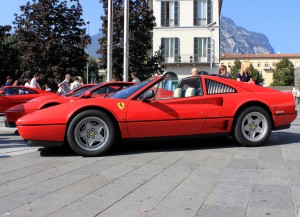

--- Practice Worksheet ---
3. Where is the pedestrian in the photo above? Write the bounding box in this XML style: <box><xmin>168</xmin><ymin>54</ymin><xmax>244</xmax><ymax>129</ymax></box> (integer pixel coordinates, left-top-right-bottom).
<box><xmin>292</xmin><ymin>87</ymin><xmax>297</xmax><ymax>101</ymax></box>
<box><xmin>58</xmin><ymin>74</ymin><xmax>71</xmax><ymax>94</ymax></box>
<box><xmin>164</xmin><ymin>74</ymin><xmax>172</xmax><ymax>91</ymax></box>
<box><xmin>30</xmin><ymin>73</ymin><xmax>42</xmax><ymax>89</ymax></box>
<box><xmin>131</xmin><ymin>72</ymin><xmax>140</xmax><ymax>83</ymax></box>
<box><xmin>191</xmin><ymin>68</ymin><xmax>198</xmax><ymax>76</ymax></box>
<box><xmin>12</xmin><ymin>80</ymin><xmax>18</xmax><ymax>86</ymax></box>
<box><xmin>236</xmin><ymin>62</ymin><xmax>251</xmax><ymax>82</ymax></box>
<box><xmin>219</xmin><ymin>65</ymin><xmax>228</xmax><ymax>77</ymax></box>
<box><xmin>296</xmin><ymin>89</ymin><xmax>300</xmax><ymax>105</ymax></box>
<box><xmin>44</xmin><ymin>84</ymin><xmax>52</xmax><ymax>91</ymax></box>
<box><xmin>5</xmin><ymin>76</ymin><xmax>13</xmax><ymax>86</ymax></box>
<box><xmin>70</xmin><ymin>76</ymin><xmax>83</xmax><ymax>90</ymax></box>
<box><xmin>24</xmin><ymin>77</ymin><xmax>31</xmax><ymax>87</ymax></box>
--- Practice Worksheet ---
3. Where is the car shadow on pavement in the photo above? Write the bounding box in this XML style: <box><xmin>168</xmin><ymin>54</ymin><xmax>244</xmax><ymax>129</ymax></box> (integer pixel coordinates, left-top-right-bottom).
<box><xmin>37</xmin><ymin>131</ymin><xmax>300</xmax><ymax>157</ymax></box>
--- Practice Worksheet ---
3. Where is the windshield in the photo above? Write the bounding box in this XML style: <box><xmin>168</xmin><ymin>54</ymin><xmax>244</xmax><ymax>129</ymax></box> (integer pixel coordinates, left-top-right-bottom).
<box><xmin>68</xmin><ymin>85</ymin><xmax>99</xmax><ymax>97</ymax></box>
<box><xmin>108</xmin><ymin>78</ymin><xmax>155</xmax><ymax>99</ymax></box>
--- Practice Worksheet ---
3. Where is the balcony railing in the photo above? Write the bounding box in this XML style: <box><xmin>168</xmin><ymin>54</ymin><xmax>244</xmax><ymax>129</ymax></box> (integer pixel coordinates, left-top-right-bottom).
<box><xmin>162</xmin><ymin>54</ymin><xmax>211</xmax><ymax>64</ymax></box>
<box><xmin>196</xmin><ymin>18</ymin><xmax>207</xmax><ymax>26</ymax></box>
<box><xmin>162</xmin><ymin>19</ymin><xmax>179</xmax><ymax>27</ymax></box>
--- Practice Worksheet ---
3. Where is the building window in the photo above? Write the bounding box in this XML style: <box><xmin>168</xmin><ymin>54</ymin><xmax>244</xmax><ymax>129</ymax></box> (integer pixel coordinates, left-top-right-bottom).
<box><xmin>161</xmin><ymin>38</ymin><xmax>180</xmax><ymax>63</ymax></box>
<box><xmin>194</xmin><ymin>37</ymin><xmax>210</xmax><ymax>63</ymax></box>
<box><xmin>161</xmin><ymin>1</ymin><xmax>180</xmax><ymax>27</ymax></box>
<box><xmin>228</xmin><ymin>62</ymin><xmax>232</xmax><ymax>67</ymax></box>
<box><xmin>264</xmin><ymin>62</ymin><xmax>269</xmax><ymax>67</ymax></box>
<box><xmin>194</xmin><ymin>0</ymin><xmax>212</xmax><ymax>26</ymax></box>
<box><xmin>257</xmin><ymin>62</ymin><xmax>261</xmax><ymax>67</ymax></box>
<box><xmin>272</xmin><ymin>62</ymin><xmax>276</xmax><ymax>67</ymax></box>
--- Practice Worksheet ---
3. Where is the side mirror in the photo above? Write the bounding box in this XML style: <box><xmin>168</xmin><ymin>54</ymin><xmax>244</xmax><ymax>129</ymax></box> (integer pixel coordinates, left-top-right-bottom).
<box><xmin>142</xmin><ymin>90</ymin><xmax>154</xmax><ymax>102</ymax></box>
<box><xmin>82</xmin><ymin>91</ymin><xmax>92</xmax><ymax>98</ymax></box>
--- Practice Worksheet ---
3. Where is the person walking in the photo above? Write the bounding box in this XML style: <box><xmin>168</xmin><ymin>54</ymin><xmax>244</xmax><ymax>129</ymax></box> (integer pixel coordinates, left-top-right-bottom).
<box><xmin>58</xmin><ymin>74</ymin><xmax>71</xmax><ymax>94</ymax></box>
<box><xmin>30</xmin><ymin>73</ymin><xmax>41</xmax><ymax>89</ymax></box>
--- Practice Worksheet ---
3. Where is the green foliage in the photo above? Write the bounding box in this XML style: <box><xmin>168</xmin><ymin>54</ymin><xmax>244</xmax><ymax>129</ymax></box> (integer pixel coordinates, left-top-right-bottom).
<box><xmin>13</xmin><ymin>0</ymin><xmax>89</xmax><ymax>88</ymax></box>
<box><xmin>144</xmin><ymin>46</ymin><xmax>165</xmax><ymax>78</ymax></box>
<box><xmin>271</xmin><ymin>58</ymin><xmax>294</xmax><ymax>86</ymax></box>
<box><xmin>249</xmin><ymin>64</ymin><xmax>264</xmax><ymax>85</ymax></box>
<box><xmin>98</xmin><ymin>0</ymin><xmax>156</xmax><ymax>81</ymax></box>
<box><xmin>0</xmin><ymin>25</ymin><xmax>20</xmax><ymax>83</ymax></box>
<box><xmin>84</xmin><ymin>56</ymin><xmax>99</xmax><ymax>83</ymax></box>
<box><xmin>229</xmin><ymin>59</ymin><xmax>241</xmax><ymax>79</ymax></box>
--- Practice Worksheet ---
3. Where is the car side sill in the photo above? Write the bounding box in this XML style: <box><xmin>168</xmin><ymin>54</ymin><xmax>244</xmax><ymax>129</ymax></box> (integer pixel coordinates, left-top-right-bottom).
<box><xmin>26</xmin><ymin>140</ymin><xmax>64</xmax><ymax>147</ymax></box>
<box><xmin>273</xmin><ymin>124</ymin><xmax>290</xmax><ymax>131</ymax></box>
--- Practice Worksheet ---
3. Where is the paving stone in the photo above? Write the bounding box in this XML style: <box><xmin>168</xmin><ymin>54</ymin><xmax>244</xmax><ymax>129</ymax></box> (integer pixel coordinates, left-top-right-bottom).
<box><xmin>195</xmin><ymin>204</ymin><xmax>247</xmax><ymax>217</ymax></box>
<box><xmin>253</xmin><ymin>168</ymin><xmax>289</xmax><ymax>186</ymax></box>
<box><xmin>246</xmin><ymin>207</ymin><xmax>296</xmax><ymax>217</ymax></box>
<box><xmin>204</xmin><ymin>184</ymin><xmax>250</xmax><ymax>207</ymax></box>
<box><xmin>249</xmin><ymin>184</ymin><xmax>294</xmax><ymax>209</ymax></box>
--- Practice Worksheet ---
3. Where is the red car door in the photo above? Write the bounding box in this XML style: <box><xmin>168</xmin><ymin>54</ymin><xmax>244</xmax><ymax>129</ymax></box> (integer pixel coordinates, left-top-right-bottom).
<box><xmin>126</xmin><ymin>77</ymin><xmax>208</xmax><ymax>138</ymax></box>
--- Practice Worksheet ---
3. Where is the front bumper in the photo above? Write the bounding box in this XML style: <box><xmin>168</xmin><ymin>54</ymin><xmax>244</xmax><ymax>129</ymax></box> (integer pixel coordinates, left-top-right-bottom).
<box><xmin>17</xmin><ymin>124</ymin><xmax>67</xmax><ymax>142</ymax></box>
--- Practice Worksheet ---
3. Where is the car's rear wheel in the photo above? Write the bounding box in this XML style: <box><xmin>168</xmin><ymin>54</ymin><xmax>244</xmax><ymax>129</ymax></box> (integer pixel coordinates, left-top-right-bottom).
<box><xmin>67</xmin><ymin>110</ymin><xmax>116</xmax><ymax>156</ymax></box>
<box><xmin>233</xmin><ymin>106</ymin><xmax>272</xmax><ymax>147</ymax></box>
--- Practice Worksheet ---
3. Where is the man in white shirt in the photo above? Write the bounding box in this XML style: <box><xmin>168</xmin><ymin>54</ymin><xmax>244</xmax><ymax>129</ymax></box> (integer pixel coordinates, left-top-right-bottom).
<box><xmin>30</xmin><ymin>73</ymin><xmax>41</xmax><ymax>89</ymax></box>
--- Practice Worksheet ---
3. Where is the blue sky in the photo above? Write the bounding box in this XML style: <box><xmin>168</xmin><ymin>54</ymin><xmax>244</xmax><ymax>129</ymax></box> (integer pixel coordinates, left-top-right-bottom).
<box><xmin>1</xmin><ymin>0</ymin><xmax>299</xmax><ymax>54</ymax></box>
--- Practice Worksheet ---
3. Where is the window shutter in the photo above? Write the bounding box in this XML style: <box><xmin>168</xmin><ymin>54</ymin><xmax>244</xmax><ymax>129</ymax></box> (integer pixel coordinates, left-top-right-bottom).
<box><xmin>175</xmin><ymin>38</ymin><xmax>180</xmax><ymax>62</ymax></box>
<box><xmin>207</xmin><ymin>0</ymin><xmax>212</xmax><ymax>25</ymax></box>
<box><xmin>193</xmin><ymin>0</ymin><xmax>198</xmax><ymax>25</ymax></box>
<box><xmin>161</xmin><ymin>38</ymin><xmax>165</xmax><ymax>58</ymax></box>
<box><xmin>174</xmin><ymin>1</ymin><xmax>180</xmax><ymax>26</ymax></box>
<box><xmin>208</xmin><ymin>37</ymin><xmax>211</xmax><ymax>61</ymax></box>
<box><xmin>194</xmin><ymin>38</ymin><xmax>198</xmax><ymax>62</ymax></box>
<box><xmin>161</xmin><ymin>1</ymin><xmax>166</xmax><ymax>27</ymax></box>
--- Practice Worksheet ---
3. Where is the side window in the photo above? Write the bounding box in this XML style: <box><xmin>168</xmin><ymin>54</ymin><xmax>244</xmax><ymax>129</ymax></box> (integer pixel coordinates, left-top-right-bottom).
<box><xmin>205</xmin><ymin>79</ymin><xmax>236</xmax><ymax>95</ymax></box>
<box><xmin>23</xmin><ymin>88</ymin><xmax>38</xmax><ymax>94</ymax></box>
<box><xmin>178</xmin><ymin>76</ymin><xmax>203</xmax><ymax>97</ymax></box>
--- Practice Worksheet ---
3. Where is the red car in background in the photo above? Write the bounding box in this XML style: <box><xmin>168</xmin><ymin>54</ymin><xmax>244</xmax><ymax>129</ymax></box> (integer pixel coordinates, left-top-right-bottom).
<box><xmin>5</xmin><ymin>82</ymin><xmax>133</xmax><ymax>127</ymax></box>
<box><xmin>16</xmin><ymin>75</ymin><xmax>297</xmax><ymax>157</ymax></box>
<box><xmin>27</xmin><ymin>83</ymin><xmax>97</xmax><ymax>103</ymax></box>
<box><xmin>0</xmin><ymin>86</ymin><xmax>55</xmax><ymax>113</ymax></box>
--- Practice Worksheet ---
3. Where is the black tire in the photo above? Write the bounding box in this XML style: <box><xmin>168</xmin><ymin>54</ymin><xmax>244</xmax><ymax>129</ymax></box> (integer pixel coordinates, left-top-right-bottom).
<box><xmin>67</xmin><ymin>110</ymin><xmax>116</xmax><ymax>156</ymax></box>
<box><xmin>233</xmin><ymin>106</ymin><xmax>272</xmax><ymax>147</ymax></box>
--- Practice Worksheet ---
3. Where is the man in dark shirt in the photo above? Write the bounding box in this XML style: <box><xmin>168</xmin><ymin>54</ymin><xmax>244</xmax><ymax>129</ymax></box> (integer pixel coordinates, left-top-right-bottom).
<box><xmin>5</xmin><ymin>76</ymin><xmax>13</xmax><ymax>86</ymax></box>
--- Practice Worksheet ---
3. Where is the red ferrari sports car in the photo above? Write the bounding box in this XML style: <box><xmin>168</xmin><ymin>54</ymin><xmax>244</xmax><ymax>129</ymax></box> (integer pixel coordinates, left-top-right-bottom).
<box><xmin>16</xmin><ymin>75</ymin><xmax>297</xmax><ymax>157</ymax></box>
<box><xmin>0</xmin><ymin>86</ymin><xmax>55</xmax><ymax>113</ymax></box>
<box><xmin>5</xmin><ymin>82</ymin><xmax>133</xmax><ymax>127</ymax></box>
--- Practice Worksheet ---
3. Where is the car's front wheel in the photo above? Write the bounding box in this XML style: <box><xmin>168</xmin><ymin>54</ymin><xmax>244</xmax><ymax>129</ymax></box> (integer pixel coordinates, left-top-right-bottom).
<box><xmin>233</xmin><ymin>106</ymin><xmax>272</xmax><ymax>147</ymax></box>
<box><xmin>67</xmin><ymin>110</ymin><xmax>116</xmax><ymax>156</ymax></box>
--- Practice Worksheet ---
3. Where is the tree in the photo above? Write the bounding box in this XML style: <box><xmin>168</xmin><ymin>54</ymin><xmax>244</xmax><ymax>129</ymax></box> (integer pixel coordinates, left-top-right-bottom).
<box><xmin>229</xmin><ymin>59</ymin><xmax>241</xmax><ymax>79</ymax></box>
<box><xmin>84</xmin><ymin>56</ymin><xmax>99</xmax><ymax>83</ymax></box>
<box><xmin>98</xmin><ymin>0</ymin><xmax>156</xmax><ymax>80</ymax></box>
<box><xmin>14</xmin><ymin>0</ymin><xmax>89</xmax><ymax>89</ymax></box>
<box><xmin>0</xmin><ymin>25</ymin><xmax>20</xmax><ymax>83</ymax></box>
<box><xmin>271</xmin><ymin>58</ymin><xmax>294</xmax><ymax>86</ymax></box>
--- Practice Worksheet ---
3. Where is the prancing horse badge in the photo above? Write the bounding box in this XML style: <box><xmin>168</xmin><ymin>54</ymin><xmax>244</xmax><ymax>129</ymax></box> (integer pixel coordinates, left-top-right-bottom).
<box><xmin>117</xmin><ymin>102</ymin><xmax>125</xmax><ymax>110</ymax></box>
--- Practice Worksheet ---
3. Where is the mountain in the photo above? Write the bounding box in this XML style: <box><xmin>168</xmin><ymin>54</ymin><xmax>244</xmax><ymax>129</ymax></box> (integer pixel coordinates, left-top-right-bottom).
<box><xmin>87</xmin><ymin>32</ymin><xmax>103</xmax><ymax>58</ymax></box>
<box><xmin>220</xmin><ymin>16</ymin><xmax>275</xmax><ymax>55</ymax></box>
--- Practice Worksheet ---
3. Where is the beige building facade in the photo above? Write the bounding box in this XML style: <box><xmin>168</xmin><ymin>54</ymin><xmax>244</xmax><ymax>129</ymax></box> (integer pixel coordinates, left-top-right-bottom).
<box><xmin>149</xmin><ymin>0</ymin><xmax>223</xmax><ymax>79</ymax></box>
<box><xmin>220</xmin><ymin>54</ymin><xmax>300</xmax><ymax>87</ymax></box>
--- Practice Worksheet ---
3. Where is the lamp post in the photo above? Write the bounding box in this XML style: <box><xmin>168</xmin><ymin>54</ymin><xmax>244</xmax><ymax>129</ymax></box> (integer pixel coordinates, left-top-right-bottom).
<box><xmin>86</xmin><ymin>20</ymin><xmax>90</xmax><ymax>83</ymax></box>
<box><xmin>207</xmin><ymin>21</ymin><xmax>216</xmax><ymax>73</ymax></box>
